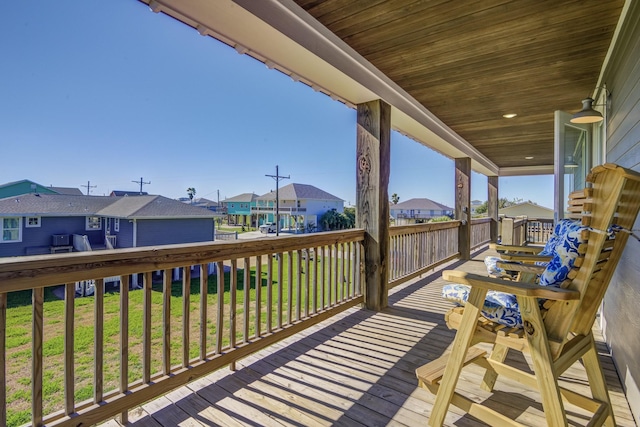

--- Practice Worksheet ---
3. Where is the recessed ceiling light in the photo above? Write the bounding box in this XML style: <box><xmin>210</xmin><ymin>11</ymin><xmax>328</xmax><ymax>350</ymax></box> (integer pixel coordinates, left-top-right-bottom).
<box><xmin>503</xmin><ymin>113</ymin><xmax>517</xmax><ymax>118</ymax></box>
<box><xmin>525</xmin><ymin>156</ymin><xmax>534</xmax><ymax>160</ymax></box>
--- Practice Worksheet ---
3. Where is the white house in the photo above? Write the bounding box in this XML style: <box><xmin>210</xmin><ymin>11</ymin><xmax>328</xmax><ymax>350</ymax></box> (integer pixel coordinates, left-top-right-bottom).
<box><xmin>253</xmin><ymin>183</ymin><xmax>343</xmax><ymax>232</ymax></box>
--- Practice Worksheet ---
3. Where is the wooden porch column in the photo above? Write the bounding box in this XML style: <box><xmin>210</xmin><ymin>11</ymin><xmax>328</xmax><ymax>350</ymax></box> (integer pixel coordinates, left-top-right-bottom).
<box><xmin>488</xmin><ymin>175</ymin><xmax>499</xmax><ymax>242</ymax></box>
<box><xmin>356</xmin><ymin>99</ymin><xmax>391</xmax><ymax>311</ymax></box>
<box><xmin>455</xmin><ymin>158</ymin><xmax>471</xmax><ymax>260</ymax></box>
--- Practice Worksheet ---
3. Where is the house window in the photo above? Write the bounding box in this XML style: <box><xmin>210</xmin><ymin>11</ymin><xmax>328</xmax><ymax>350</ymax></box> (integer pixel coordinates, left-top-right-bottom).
<box><xmin>86</xmin><ymin>216</ymin><xmax>102</xmax><ymax>230</ymax></box>
<box><xmin>2</xmin><ymin>217</ymin><xmax>22</xmax><ymax>243</ymax></box>
<box><xmin>231</xmin><ymin>203</ymin><xmax>235</xmax><ymax>208</ymax></box>
<box><xmin>26</xmin><ymin>216</ymin><xmax>41</xmax><ymax>228</ymax></box>
<box><xmin>114</xmin><ymin>218</ymin><xmax>120</xmax><ymax>232</ymax></box>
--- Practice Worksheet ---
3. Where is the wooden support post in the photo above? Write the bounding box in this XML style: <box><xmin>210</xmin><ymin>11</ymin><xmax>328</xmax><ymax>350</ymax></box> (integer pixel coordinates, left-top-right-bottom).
<box><xmin>488</xmin><ymin>175</ymin><xmax>499</xmax><ymax>243</ymax></box>
<box><xmin>455</xmin><ymin>158</ymin><xmax>471</xmax><ymax>260</ymax></box>
<box><xmin>356</xmin><ymin>99</ymin><xmax>391</xmax><ymax>311</ymax></box>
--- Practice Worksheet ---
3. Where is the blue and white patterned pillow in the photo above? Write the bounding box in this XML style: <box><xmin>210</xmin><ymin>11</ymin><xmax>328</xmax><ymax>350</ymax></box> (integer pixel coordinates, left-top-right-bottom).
<box><xmin>446</xmin><ymin>220</ymin><xmax>586</xmax><ymax>327</ymax></box>
<box><xmin>484</xmin><ymin>219</ymin><xmax>578</xmax><ymax>276</ymax></box>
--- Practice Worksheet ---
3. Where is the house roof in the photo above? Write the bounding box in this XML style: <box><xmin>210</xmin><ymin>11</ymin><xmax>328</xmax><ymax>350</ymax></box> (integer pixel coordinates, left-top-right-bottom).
<box><xmin>0</xmin><ymin>194</ymin><xmax>216</xmax><ymax>219</ymax></box>
<box><xmin>257</xmin><ymin>183</ymin><xmax>342</xmax><ymax>201</ymax></box>
<box><xmin>0</xmin><ymin>179</ymin><xmax>82</xmax><ymax>195</ymax></box>
<box><xmin>390</xmin><ymin>198</ymin><xmax>453</xmax><ymax>211</ymax></box>
<box><xmin>49</xmin><ymin>186</ymin><xmax>84</xmax><ymax>196</ymax></box>
<box><xmin>222</xmin><ymin>193</ymin><xmax>260</xmax><ymax>203</ymax></box>
<box><xmin>499</xmin><ymin>202</ymin><xmax>554</xmax><ymax>219</ymax></box>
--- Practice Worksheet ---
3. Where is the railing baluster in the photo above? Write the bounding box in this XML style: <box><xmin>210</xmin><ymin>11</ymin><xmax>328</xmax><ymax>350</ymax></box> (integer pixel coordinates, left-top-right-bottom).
<box><xmin>244</xmin><ymin>257</ymin><xmax>250</xmax><ymax>343</ymax></box>
<box><xmin>199</xmin><ymin>264</ymin><xmax>208</xmax><ymax>361</ymax></box>
<box><xmin>296</xmin><ymin>250</ymin><xmax>302</xmax><ymax>322</ymax></box>
<box><xmin>304</xmin><ymin>249</ymin><xmax>310</xmax><ymax>318</ymax></box>
<box><xmin>143</xmin><ymin>272</ymin><xmax>152</xmax><ymax>383</ymax></box>
<box><xmin>32</xmin><ymin>287</ymin><xmax>43</xmax><ymax>427</ymax></box>
<box><xmin>321</xmin><ymin>246</ymin><xmax>327</xmax><ymax>309</ymax></box>
<box><xmin>356</xmin><ymin>241</ymin><xmax>362</xmax><ymax>295</ymax></box>
<box><xmin>216</xmin><ymin>261</ymin><xmax>224</xmax><ymax>354</ymax></box>
<box><xmin>267</xmin><ymin>254</ymin><xmax>273</xmax><ymax>333</ymax></box>
<box><xmin>255</xmin><ymin>255</ymin><xmax>262</xmax><ymax>338</ymax></box>
<box><xmin>327</xmin><ymin>245</ymin><xmax>332</xmax><ymax>307</ymax></box>
<box><xmin>332</xmin><ymin>243</ymin><xmax>340</xmax><ymax>305</ymax></box>
<box><xmin>162</xmin><ymin>270</ymin><xmax>171</xmax><ymax>376</ymax></box>
<box><xmin>277</xmin><ymin>253</ymin><xmax>283</xmax><ymax>329</ymax></box>
<box><xmin>230</xmin><ymin>259</ymin><xmax>237</xmax><ymax>370</ymax></box>
<box><xmin>182</xmin><ymin>267</ymin><xmax>191</xmax><ymax>368</ymax></box>
<box><xmin>0</xmin><ymin>292</ymin><xmax>5</xmax><ymax>427</ymax></box>
<box><xmin>94</xmin><ymin>279</ymin><xmax>104</xmax><ymax>404</ymax></box>
<box><xmin>313</xmin><ymin>247</ymin><xmax>319</xmax><ymax>314</ymax></box>
<box><xmin>287</xmin><ymin>251</ymin><xmax>293</xmax><ymax>325</ymax></box>
<box><xmin>64</xmin><ymin>282</ymin><xmax>75</xmax><ymax>415</ymax></box>
<box><xmin>340</xmin><ymin>243</ymin><xmax>346</xmax><ymax>302</ymax></box>
<box><xmin>119</xmin><ymin>275</ymin><xmax>130</xmax><ymax>424</ymax></box>
<box><xmin>346</xmin><ymin>242</ymin><xmax>352</xmax><ymax>298</ymax></box>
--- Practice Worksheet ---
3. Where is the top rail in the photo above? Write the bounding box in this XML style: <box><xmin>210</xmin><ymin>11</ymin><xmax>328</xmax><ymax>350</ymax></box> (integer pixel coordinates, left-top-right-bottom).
<box><xmin>0</xmin><ymin>229</ymin><xmax>364</xmax><ymax>293</ymax></box>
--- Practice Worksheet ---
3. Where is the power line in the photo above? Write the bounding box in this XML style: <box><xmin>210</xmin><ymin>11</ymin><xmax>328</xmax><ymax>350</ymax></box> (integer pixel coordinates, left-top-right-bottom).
<box><xmin>132</xmin><ymin>177</ymin><xmax>151</xmax><ymax>195</ymax></box>
<box><xmin>265</xmin><ymin>165</ymin><xmax>290</xmax><ymax>237</ymax></box>
<box><xmin>81</xmin><ymin>181</ymin><xmax>96</xmax><ymax>195</ymax></box>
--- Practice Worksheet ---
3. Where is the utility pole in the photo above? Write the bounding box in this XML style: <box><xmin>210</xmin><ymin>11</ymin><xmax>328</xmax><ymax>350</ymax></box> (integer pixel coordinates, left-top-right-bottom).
<box><xmin>265</xmin><ymin>165</ymin><xmax>290</xmax><ymax>237</ymax></box>
<box><xmin>132</xmin><ymin>177</ymin><xmax>151</xmax><ymax>195</ymax></box>
<box><xmin>81</xmin><ymin>181</ymin><xmax>96</xmax><ymax>195</ymax></box>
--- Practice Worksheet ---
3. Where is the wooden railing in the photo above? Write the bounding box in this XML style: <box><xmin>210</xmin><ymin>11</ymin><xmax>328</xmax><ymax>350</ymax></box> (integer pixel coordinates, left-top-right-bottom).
<box><xmin>388</xmin><ymin>221</ymin><xmax>461</xmax><ymax>288</ymax></box>
<box><xmin>470</xmin><ymin>217</ymin><xmax>492</xmax><ymax>250</ymax></box>
<box><xmin>525</xmin><ymin>218</ymin><xmax>554</xmax><ymax>244</ymax></box>
<box><xmin>0</xmin><ymin>230</ymin><xmax>364</xmax><ymax>427</ymax></box>
<box><xmin>500</xmin><ymin>217</ymin><xmax>528</xmax><ymax>245</ymax></box>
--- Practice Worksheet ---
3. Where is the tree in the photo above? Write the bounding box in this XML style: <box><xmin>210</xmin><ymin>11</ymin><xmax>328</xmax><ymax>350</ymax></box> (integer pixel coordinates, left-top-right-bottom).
<box><xmin>319</xmin><ymin>208</ymin><xmax>355</xmax><ymax>231</ymax></box>
<box><xmin>186</xmin><ymin>187</ymin><xmax>196</xmax><ymax>203</ymax></box>
<box><xmin>475</xmin><ymin>197</ymin><xmax>522</xmax><ymax>215</ymax></box>
<box><xmin>391</xmin><ymin>193</ymin><xmax>400</xmax><ymax>204</ymax></box>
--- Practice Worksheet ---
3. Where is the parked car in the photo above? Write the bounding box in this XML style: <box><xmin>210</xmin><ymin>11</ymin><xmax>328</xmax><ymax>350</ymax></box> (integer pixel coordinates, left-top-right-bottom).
<box><xmin>259</xmin><ymin>222</ymin><xmax>277</xmax><ymax>233</ymax></box>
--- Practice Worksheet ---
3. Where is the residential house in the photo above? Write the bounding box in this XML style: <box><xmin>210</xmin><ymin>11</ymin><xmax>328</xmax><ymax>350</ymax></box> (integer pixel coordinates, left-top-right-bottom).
<box><xmin>390</xmin><ymin>198</ymin><xmax>453</xmax><ymax>225</ymax></box>
<box><xmin>471</xmin><ymin>199</ymin><xmax>484</xmax><ymax>214</ymax></box>
<box><xmin>180</xmin><ymin>197</ymin><xmax>224</xmax><ymax>213</ymax></box>
<box><xmin>253</xmin><ymin>183</ymin><xmax>343</xmax><ymax>232</ymax></box>
<box><xmin>222</xmin><ymin>193</ymin><xmax>259</xmax><ymax>226</ymax></box>
<box><xmin>0</xmin><ymin>179</ymin><xmax>83</xmax><ymax>199</ymax></box>
<box><xmin>499</xmin><ymin>202</ymin><xmax>554</xmax><ymax>220</ymax></box>
<box><xmin>0</xmin><ymin>193</ymin><xmax>216</xmax><ymax>258</ymax></box>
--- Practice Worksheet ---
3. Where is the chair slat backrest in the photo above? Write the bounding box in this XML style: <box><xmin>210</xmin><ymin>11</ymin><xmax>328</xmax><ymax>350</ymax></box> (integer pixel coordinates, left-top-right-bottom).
<box><xmin>544</xmin><ymin>164</ymin><xmax>640</xmax><ymax>355</ymax></box>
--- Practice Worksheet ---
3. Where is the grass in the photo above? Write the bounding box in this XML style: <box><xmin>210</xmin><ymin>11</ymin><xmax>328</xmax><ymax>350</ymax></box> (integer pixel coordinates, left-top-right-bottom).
<box><xmin>3</xmin><ymin>252</ymin><xmax>356</xmax><ymax>426</ymax></box>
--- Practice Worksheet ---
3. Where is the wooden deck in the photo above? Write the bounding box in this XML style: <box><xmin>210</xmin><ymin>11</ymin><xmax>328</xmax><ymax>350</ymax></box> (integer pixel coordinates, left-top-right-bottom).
<box><xmin>102</xmin><ymin>248</ymin><xmax>636</xmax><ymax>427</ymax></box>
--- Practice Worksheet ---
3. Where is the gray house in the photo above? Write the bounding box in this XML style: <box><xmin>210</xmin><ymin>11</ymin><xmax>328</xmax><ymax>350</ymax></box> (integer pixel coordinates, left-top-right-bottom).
<box><xmin>390</xmin><ymin>198</ymin><xmax>453</xmax><ymax>224</ymax></box>
<box><xmin>0</xmin><ymin>193</ymin><xmax>216</xmax><ymax>258</ymax></box>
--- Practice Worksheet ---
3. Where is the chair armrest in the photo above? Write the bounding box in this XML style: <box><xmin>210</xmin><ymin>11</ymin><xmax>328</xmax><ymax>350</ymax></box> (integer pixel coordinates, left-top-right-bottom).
<box><xmin>442</xmin><ymin>270</ymin><xmax>579</xmax><ymax>301</ymax></box>
<box><xmin>500</xmin><ymin>254</ymin><xmax>552</xmax><ymax>263</ymax></box>
<box><xmin>496</xmin><ymin>262</ymin><xmax>546</xmax><ymax>275</ymax></box>
<box><xmin>489</xmin><ymin>243</ymin><xmax>543</xmax><ymax>254</ymax></box>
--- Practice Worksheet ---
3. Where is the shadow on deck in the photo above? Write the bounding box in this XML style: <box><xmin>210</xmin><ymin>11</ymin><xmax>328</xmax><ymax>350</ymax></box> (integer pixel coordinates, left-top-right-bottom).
<box><xmin>103</xmin><ymin>248</ymin><xmax>636</xmax><ymax>427</ymax></box>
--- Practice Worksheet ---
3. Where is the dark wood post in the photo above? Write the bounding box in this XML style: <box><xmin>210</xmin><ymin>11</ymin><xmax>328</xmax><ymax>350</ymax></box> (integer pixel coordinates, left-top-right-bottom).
<box><xmin>488</xmin><ymin>175</ymin><xmax>499</xmax><ymax>242</ymax></box>
<box><xmin>356</xmin><ymin>99</ymin><xmax>391</xmax><ymax>311</ymax></box>
<box><xmin>455</xmin><ymin>158</ymin><xmax>471</xmax><ymax>260</ymax></box>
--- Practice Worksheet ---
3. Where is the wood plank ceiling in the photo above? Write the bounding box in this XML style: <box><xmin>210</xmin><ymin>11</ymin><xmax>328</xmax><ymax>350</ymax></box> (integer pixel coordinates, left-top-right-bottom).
<box><xmin>292</xmin><ymin>0</ymin><xmax>624</xmax><ymax>170</ymax></box>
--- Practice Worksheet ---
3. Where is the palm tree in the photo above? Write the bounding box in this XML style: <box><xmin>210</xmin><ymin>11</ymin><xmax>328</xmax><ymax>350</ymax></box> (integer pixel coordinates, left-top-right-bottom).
<box><xmin>391</xmin><ymin>193</ymin><xmax>400</xmax><ymax>204</ymax></box>
<box><xmin>186</xmin><ymin>187</ymin><xmax>196</xmax><ymax>204</ymax></box>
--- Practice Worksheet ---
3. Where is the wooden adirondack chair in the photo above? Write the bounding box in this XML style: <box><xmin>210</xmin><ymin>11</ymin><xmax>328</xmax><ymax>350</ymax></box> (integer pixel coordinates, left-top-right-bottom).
<box><xmin>416</xmin><ymin>164</ymin><xmax>640</xmax><ymax>426</ymax></box>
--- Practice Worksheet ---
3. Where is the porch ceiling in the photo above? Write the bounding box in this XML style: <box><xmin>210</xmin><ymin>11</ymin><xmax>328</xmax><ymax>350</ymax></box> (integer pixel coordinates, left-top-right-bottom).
<box><xmin>138</xmin><ymin>0</ymin><xmax>624</xmax><ymax>176</ymax></box>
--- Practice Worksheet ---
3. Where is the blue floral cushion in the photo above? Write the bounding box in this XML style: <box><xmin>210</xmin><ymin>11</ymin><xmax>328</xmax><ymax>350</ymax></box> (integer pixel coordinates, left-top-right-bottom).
<box><xmin>442</xmin><ymin>284</ymin><xmax>522</xmax><ymax>327</ymax></box>
<box><xmin>446</xmin><ymin>219</ymin><xmax>586</xmax><ymax>327</ymax></box>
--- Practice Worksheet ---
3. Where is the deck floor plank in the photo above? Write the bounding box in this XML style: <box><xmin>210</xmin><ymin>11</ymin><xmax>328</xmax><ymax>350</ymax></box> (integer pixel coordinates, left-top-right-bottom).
<box><xmin>102</xmin><ymin>249</ymin><xmax>636</xmax><ymax>427</ymax></box>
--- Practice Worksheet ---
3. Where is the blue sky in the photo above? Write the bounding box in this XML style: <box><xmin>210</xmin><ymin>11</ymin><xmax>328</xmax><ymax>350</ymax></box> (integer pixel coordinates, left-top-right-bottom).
<box><xmin>0</xmin><ymin>0</ymin><xmax>554</xmax><ymax>208</ymax></box>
